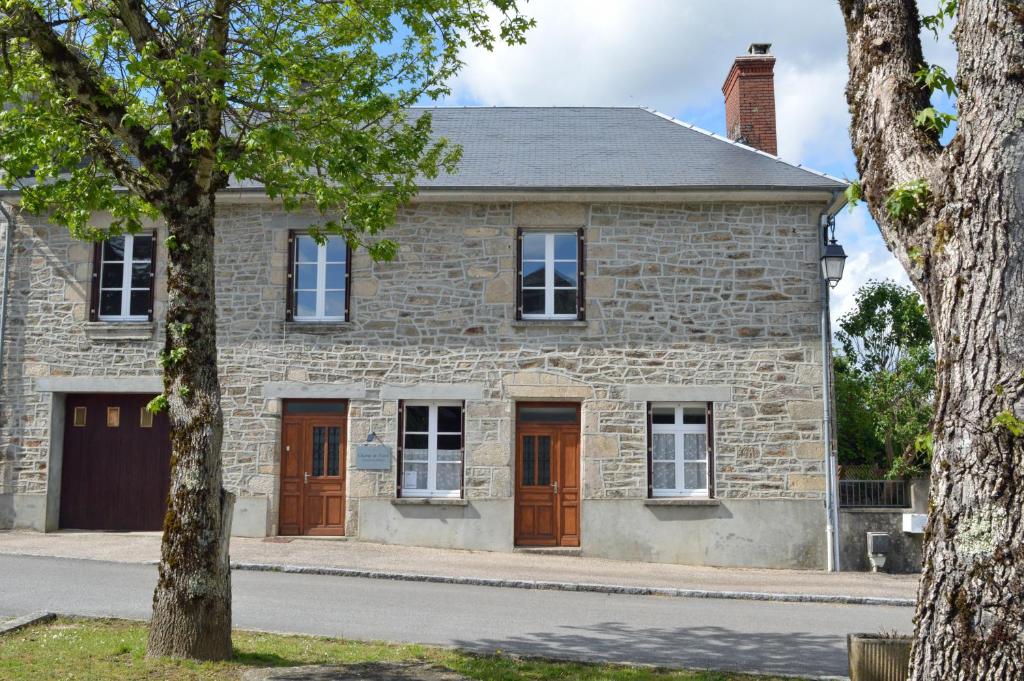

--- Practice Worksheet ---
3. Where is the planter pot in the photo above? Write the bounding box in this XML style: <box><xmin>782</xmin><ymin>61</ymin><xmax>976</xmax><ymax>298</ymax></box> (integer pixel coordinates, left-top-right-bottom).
<box><xmin>848</xmin><ymin>633</ymin><xmax>913</xmax><ymax>681</ymax></box>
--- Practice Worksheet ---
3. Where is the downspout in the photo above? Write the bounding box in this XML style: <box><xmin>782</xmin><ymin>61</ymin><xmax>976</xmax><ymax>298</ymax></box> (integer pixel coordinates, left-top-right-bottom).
<box><xmin>820</xmin><ymin>196</ymin><xmax>843</xmax><ymax>572</ymax></box>
<box><xmin>0</xmin><ymin>202</ymin><xmax>13</xmax><ymax>396</ymax></box>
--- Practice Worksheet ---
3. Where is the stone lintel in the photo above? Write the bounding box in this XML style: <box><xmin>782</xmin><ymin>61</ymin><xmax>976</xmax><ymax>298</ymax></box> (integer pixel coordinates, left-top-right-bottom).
<box><xmin>380</xmin><ymin>383</ymin><xmax>486</xmax><ymax>401</ymax></box>
<box><xmin>35</xmin><ymin>376</ymin><xmax>163</xmax><ymax>393</ymax></box>
<box><xmin>624</xmin><ymin>384</ymin><xmax>733</xmax><ymax>403</ymax></box>
<box><xmin>505</xmin><ymin>385</ymin><xmax>590</xmax><ymax>400</ymax></box>
<box><xmin>262</xmin><ymin>382</ymin><xmax>367</xmax><ymax>399</ymax></box>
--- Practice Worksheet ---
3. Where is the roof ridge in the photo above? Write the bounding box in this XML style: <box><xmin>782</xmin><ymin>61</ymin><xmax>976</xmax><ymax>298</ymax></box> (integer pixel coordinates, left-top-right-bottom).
<box><xmin>639</xmin><ymin>107</ymin><xmax>849</xmax><ymax>187</ymax></box>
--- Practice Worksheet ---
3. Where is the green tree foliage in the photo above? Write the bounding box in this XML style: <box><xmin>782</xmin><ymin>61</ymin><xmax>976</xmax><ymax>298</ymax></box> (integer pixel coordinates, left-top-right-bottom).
<box><xmin>834</xmin><ymin>280</ymin><xmax>935</xmax><ymax>476</ymax></box>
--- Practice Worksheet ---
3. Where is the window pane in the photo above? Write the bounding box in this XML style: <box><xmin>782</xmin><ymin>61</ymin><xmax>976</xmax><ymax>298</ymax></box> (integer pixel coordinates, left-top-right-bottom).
<box><xmin>132</xmin><ymin>236</ymin><xmax>153</xmax><ymax>262</ymax></box>
<box><xmin>437</xmin><ymin>450</ymin><xmax>462</xmax><ymax>462</ymax></box>
<box><xmin>296</xmin><ymin>236</ymin><xmax>318</xmax><ymax>262</ymax></box>
<box><xmin>437</xmin><ymin>405</ymin><xmax>461</xmax><ymax>433</ymax></box>
<box><xmin>324</xmin><ymin>291</ymin><xmax>346</xmax><ymax>318</ymax></box>
<box><xmin>684</xmin><ymin>462</ymin><xmax>708</xmax><ymax>490</ymax></box>
<box><xmin>683</xmin><ymin>407</ymin><xmax>707</xmax><ymax>425</ymax></box>
<box><xmin>438</xmin><ymin>434</ymin><xmax>462</xmax><ymax>450</ymax></box>
<box><xmin>129</xmin><ymin>291</ymin><xmax>149</xmax><ymax>316</ymax></box>
<box><xmin>652</xmin><ymin>407</ymin><xmax>675</xmax><ymax>425</ymax></box>
<box><xmin>295</xmin><ymin>264</ymin><xmax>317</xmax><ymax>289</ymax></box>
<box><xmin>131</xmin><ymin>262</ymin><xmax>150</xmax><ymax>288</ymax></box>
<box><xmin>103</xmin><ymin>237</ymin><xmax>125</xmax><ymax>261</ymax></box>
<box><xmin>553</xmin><ymin>261</ymin><xmax>577</xmax><ymax>287</ymax></box>
<box><xmin>295</xmin><ymin>291</ymin><xmax>316</xmax><ymax>318</ymax></box>
<box><xmin>518</xmin><ymin>406</ymin><xmax>577</xmax><ymax>423</ymax></box>
<box><xmin>652</xmin><ymin>433</ymin><xmax>675</xmax><ymax>461</ymax></box>
<box><xmin>403</xmin><ymin>461</ymin><xmax>428</xmax><ymax>490</ymax></box>
<box><xmin>653</xmin><ymin>462</ymin><xmax>675</xmax><ymax>490</ymax></box>
<box><xmin>325</xmin><ymin>263</ymin><xmax>346</xmax><ymax>289</ymax></box>
<box><xmin>327</xmin><ymin>426</ymin><xmax>341</xmax><ymax>476</ymax></box>
<box><xmin>522</xmin><ymin>261</ymin><xmax>545</xmax><ymax>287</ymax></box>
<box><xmin>101</xmin><ymin>263</ymin><xmax>123</xmax><ymax>288</ymax></box>
<box><xmin>522</xmin><ymin>234</ymin><xmax>545</xmax><ymax>260</ymax></box>
<box><xmin>283</xmin><ymin>401</ymin><xmax>347</xmax><ymax>415</ymax></box>
<box><xmin>554</xmin><ymin>289</ymin><xmax>577</xmax><ymax>315</ymax></box>
<box><xmin>683</xmin><ymin>433</ymin><xmax>707</xmax><ymax>461</ymax></box>
<box><xmin>405</xmin><ymin>406</ymin><xmax>428</xmax><ymax>432</ymax></box>
<box><xmin>554</xmin><ymin>234</ymin><xmax>577</xmax><ymax>260</ymax></box>
<box><xmin>100</xmin><ymin>290</ymin><xmax>122</xmax><ymax>316</ymax></box>
<box><xmin>537</xmin><ymin>436</ymin><xmax>551</xmax><ymax>486</ymax></box>
<box><xmin>325</xmin><ymin>239</ymin><xmax>346</xmax><ymax>262</ymax></box>
<box><xmin>404</xmin><ymin>434</ymin><xmax>428</xmax><ymax>449</ymax></box>
<box><xmin>521</xmin><ymin>289</ymin><xmax>544</xmax><ymax>315</ymax></box>
<box><xmin>522</xmin><ymin>436</ymin><xmax>535</xmax><ymax>486</ymax></box>
<box><xmin>404</xmin><ymin>448</ymin><xmax>428</xmax><ymax>461</ymax></box>
<box><xmin>436</xmin><ymin>463</ymin><xmax>461</xmax><ymax>490</ymax></box>
<box><xmin>311</xmin><ymin>427</ymin><xmax>324</xmax><ymax>476</ymax></box>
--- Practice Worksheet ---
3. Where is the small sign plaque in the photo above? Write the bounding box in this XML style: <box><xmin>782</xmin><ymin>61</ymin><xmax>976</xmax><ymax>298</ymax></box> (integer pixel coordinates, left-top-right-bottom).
<box><xmin>355</xmin><ymin>444</ymin><xmax>392</xmax><ymax>471</ymax></box>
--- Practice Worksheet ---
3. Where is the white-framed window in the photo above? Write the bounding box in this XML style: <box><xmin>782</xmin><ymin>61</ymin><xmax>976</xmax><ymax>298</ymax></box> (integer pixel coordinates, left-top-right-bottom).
<box><xmin>649</xmin><ymin>402</ymin><xmax>712</xmax><ymax>497</ymax></box>
<box><xmin>290</xmin><ymin>234</ymin><xmax>349</xmax><ymax>322</ymax></box>
<box><xmin>519</xmin><ymin>231</ymin><xmax>580</xmax><ymax>319</ymax></box>
<box><xmin>96</xmin><ymin>233</ymin><xmax>154</xmax><ymax>321</ymax></box>
<box><xmin>400</xmin><ymin>401</ymin><xmax>463</xmax><ymax>498</ymax></box>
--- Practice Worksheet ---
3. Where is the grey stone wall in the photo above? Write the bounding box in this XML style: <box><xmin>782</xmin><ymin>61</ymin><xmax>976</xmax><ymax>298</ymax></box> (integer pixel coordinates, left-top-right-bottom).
<box><xmin>0</xmin><ymin>199</ymin><xmax>829</xmax><ymax>557</ymax></box>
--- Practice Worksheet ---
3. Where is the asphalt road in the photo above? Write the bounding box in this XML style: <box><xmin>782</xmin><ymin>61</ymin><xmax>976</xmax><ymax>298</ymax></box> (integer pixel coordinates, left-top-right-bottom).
<box><xmin>0</xmin><ymin>554</ymin><xmax>912</xmax><ymax>678</ymax></box>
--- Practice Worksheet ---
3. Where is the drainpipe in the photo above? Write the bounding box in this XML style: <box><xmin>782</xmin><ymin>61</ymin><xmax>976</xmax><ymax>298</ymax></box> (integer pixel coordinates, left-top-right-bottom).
<box><xmin>0</xmin><ymin>202</ymin><xmax>13</xmax><ymax>395</ymax></box>
<box><xmin>819</xmin><ymin>203</ymin><xmax>842</xmax><ymax>572</ymax></box>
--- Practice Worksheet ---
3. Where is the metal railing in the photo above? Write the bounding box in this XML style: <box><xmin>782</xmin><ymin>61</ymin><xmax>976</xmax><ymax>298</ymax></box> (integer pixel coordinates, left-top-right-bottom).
<box><xmin>839</xmin><ymin>479</ymin><xmax>910</xmax><ymax>508</ymax></box>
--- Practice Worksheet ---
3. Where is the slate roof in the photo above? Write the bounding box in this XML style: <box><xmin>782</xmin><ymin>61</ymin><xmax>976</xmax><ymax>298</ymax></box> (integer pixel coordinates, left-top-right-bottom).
<box><xmin>410</xmin><ymin>106</ymin><xmax>846</xmax><ymax>192</ymax></box>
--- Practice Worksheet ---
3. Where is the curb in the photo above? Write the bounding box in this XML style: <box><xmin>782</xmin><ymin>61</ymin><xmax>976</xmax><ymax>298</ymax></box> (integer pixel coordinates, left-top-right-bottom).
<box><xmin>230</xmin><ymin>561</ymin><xmax>916</xmax><ymax>608</ymax></box>
<box><xmin>0</xmin><ymin>611</ymin><xmax>56</xmax><ymax>636</ymax></box>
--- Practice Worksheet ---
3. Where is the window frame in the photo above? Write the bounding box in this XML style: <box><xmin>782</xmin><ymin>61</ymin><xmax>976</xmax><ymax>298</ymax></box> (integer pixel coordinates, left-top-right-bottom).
<box><xmin>90</xmin><ymin>232</ymin><xmax>156</xmax><ymax>322</ymax></box>
<box><xmin>647</xmin><ymin>401</ymin><xmax>714</xmax><ymax>498</ymax></box>
<box><xmin>397</xmin><ymin>400</ymin><xmax>465</xmax><ymax>499</ymax></box>
<box><xmin>516</xmin><ymin>228</ymin><xmax>585</xmax><ymax>321</ymax></box>
<box><xmin>286</xmin><ymin>231</ymin><xmax>352</xmax><ymax>322</ymax></box>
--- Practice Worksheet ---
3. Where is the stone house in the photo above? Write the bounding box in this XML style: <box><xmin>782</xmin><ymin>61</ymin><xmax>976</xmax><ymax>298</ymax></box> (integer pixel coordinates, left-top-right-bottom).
<box><xmin>0</xmin><ymin>46</ymin><xmax>848</xmax><ymax>569</ymax></box>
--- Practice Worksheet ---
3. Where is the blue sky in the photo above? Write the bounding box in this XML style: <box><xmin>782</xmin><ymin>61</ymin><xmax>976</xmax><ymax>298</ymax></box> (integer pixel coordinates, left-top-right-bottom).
<box><xmin>431</xmin><ymin>0</ymin><xmax>956</xmax><ymax>324</ymax></box>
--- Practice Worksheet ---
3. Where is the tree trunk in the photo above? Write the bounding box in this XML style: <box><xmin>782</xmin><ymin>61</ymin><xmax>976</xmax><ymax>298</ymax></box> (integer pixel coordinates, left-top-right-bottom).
<box><xmin>146</xmin><ymin>184</ymin><xmax>233</xmax><ymax>660</ymax></box>
<box><xmin>840</xmin><ymin>1</ymin><xmax>1024</xmax><ymax>678</ymax></box>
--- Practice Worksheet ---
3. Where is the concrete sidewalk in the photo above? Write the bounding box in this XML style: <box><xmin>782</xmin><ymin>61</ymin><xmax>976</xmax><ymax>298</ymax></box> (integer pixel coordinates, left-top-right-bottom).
<box><xmin>0</xmin><ymin>530</ymin><xmax>918</xmax><ymax>604</ymax></box>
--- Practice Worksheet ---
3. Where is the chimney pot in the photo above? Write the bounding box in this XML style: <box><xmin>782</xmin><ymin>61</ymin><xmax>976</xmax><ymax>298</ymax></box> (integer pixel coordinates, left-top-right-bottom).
<box><xmin>722</xmin><ymin>44</ymin><xmax>778</xmax><ymax>155</ymax></box>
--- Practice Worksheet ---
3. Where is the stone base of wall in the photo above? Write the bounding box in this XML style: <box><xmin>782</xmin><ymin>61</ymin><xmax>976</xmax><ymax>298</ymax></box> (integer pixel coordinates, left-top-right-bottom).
<box><xmin>582</xmin><ymin>498</ymin><xmax>827</xmax><ymax>569</ymax></box>
<box><xmin>0</xmin><ymin>494</ymin><xmax>46</xmax><ymax>531</ymax></box>
<box><xmin>357</xmin><ymin>499</ymin><xmax>514</xmax><ymax>552</ymax></box>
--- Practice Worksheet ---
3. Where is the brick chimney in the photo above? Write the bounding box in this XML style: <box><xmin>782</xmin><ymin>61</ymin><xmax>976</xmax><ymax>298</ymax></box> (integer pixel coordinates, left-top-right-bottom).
<box><xmin>722</xmin><ymin>43</ymin><xmax>777</xmax><ymax>155</ymax></box>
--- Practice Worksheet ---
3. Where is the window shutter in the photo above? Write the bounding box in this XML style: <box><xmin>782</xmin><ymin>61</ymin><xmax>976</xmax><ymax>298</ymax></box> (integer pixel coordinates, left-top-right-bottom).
<box><xmin>646</xmin><ymin>403</ymin><xmax>653</xmax><ymax>498</ymax></box>
<box><xmin>576</xmin><ymin>227</ymin><xmax>586</xmax><ymax>321</ymax></box>
<box><xmin>285</xmin><ymin>230</ymin><xmax>296</xmax><ymax>321</ymax></box>
<box><xmin>344</xmin><ymin>243</ymin><xmax>353</xmax><ymax>322</ymax></box>
<box><xmin>515</xmin><ymin>227</ymin><xmax>523</xmax><ymax>320</ymax></box>
<box><xmin>460</xmin><ymin>401</ymin><xmax>467</xmax><ymax>499</ymax></box>
<box><xmin>89</xmin><ymin>241</ymin><xmax>102</xmax><ymax>322</ymax></box>
<box><xmin>706</xmin><ymin>402</ymin><xmax>716</xmax><ymax>498</ymax></box>
<box><xmin>396</xmin><ymin>399</ymin><xmax>405</xmax><ymax>498</ymax></box>
<box><xmin>146</xmin><ymin>230</ymin><xmax>157</xmax><ymax>321</ymax></box>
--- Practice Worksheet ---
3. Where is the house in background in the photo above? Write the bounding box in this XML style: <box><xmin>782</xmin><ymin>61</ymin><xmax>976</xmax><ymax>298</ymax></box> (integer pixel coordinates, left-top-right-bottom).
<box><xmin>0</xmin><ymin>45</ymin><xmax>848</xmax><ymax>569</ymax></box>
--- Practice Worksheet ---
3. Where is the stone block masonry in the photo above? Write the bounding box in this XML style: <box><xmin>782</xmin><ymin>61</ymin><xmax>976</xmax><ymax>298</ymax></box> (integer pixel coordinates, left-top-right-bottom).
<box><xmin>0</xmin><ymin>199</ymin><xmax>829</xmax><ymax>567</ymax></box>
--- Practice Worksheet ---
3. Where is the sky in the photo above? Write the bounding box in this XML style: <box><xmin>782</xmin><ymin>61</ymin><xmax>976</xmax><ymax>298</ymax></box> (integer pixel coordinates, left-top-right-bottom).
<box><xmin>433</xmin><ymin>0</ymin><xmax>957</xmax><ymax>326</ymax></box>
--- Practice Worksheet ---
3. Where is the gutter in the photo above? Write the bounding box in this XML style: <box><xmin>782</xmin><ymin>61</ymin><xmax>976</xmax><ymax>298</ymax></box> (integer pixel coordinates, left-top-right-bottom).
<box><xmin>0</xmin><ymin>202</ymin><xmax>12</xmax><ymax>395</ymax></box>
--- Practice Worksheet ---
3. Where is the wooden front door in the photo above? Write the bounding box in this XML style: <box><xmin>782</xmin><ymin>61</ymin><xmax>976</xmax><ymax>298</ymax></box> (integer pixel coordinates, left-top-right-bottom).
<box><xmin>279</xmin><ymin>404</ymin><xmax>347</xmax><ymax>536</ymax></box>
<box><xmin>514</xmin><ymin>404</ymin><xmax>580</xmax><ymax>547</ymax></box>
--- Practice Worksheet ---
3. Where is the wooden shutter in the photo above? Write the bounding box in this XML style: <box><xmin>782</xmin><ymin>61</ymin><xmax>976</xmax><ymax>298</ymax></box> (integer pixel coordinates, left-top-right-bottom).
<box><xmin>146</xmin><ymin>230</ymin><xmax>157</xmax><ymax>321</ymax></box>
<box><xmin>285</xmin><ymin>230</ymin><xmax>296</xmax><ymax>321</ymax></box>
<box><xmin>706</xmin><ymin>402</ymin><xmax>716</xmax><ymax>498</ymax></box>
<box><xmin>576</xmin><ymin>227</ymin><xmax>586</xmax><ymax>321</ymax></box>
<box><xmin>515</xmin><ymin>227</ymin><xmax>523</xmax><ymax>320</ymax></box>
<box><xmin>396</xmin><ymin>399</ymin><xmax>405</xmax><ymax>498</ymax></box>
<box><xmin>646</xmin><ymin>403</ymin><xmax>653</xmax><ymax>498</ymax></box>
<box><xmin>88</xmin><ymin>241</ymin><xmax>102</xmax><ymax>322</ymax></box>
<box><xmin>344</xmin><ymin>243</ymin><xmax>353</xmax><ymax>322</ymax></box>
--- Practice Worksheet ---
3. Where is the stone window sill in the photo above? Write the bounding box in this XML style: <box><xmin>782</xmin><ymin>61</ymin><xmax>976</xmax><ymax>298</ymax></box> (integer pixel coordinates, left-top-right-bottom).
<box><xmin>644</xmin><ymin>498</ymin><xmax>721</xmax><ymax>507</ymax></box>
<box><xmin>285</xmin><ymin>321</ymin><xmax>352</xmax><ymax>333</ymax></box>
<box><xmin>511</xmin><ymin>320</ymin><xmax>589</xmax><ymax>328</ymax></box>
<box><xmin>391</xmin><ymin>497</ymin><xmax>468</xmax><ymax>506</ymax></box>
<box><xmin>83</xmin><ymin>321</ymin><xmax>155</xmax><ymax>341</ymax></box>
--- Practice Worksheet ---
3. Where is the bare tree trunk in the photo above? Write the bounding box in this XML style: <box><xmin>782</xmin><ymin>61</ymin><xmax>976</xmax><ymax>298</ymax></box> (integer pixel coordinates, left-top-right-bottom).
<box><xmin>840</xmin><ymin>1</ymin><xmax>1024</xmax><ymax>678</ymax></box>
<box><xmin>146</xmin><ymin>183</ymin><xmax>233</xmax><ymax>660</ymax></box>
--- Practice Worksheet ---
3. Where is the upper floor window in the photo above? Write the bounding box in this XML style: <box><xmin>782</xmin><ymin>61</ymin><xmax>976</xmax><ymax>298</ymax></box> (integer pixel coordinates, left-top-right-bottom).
<box><xmin>399</xmin><ymin>401</ymin><xmax>464</xmax><ymax>498</ymax></box>
<box><xmin>90</xmin><ymin>233</ymin><xmax>155</xmax><ymax>322</ymax></box>
<box><xmin>648</xmin><ymin>402</ymin><xmax>714</xmax><ymax>498</ymax></box>
<box><xmin>517</xmin><ymin>229</ymin><xmax>585</xmax><ymax>321</ymax></box>
<box><xmin>286</xmin><ymin>232</ymin><xmax>350</xmax><ymax>322</ymax></box>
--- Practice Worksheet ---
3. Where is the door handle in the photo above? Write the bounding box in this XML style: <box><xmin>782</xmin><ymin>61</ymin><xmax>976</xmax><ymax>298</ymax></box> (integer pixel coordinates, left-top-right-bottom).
<box><xmin>553</xmin><ymin>480</ymin><xmax>558</xmax><ymax>495</ymax></box>
<box><xmin>304</xmin><ymin>472</ymin><xmax>310</xmax><ymax>485</ymax></box>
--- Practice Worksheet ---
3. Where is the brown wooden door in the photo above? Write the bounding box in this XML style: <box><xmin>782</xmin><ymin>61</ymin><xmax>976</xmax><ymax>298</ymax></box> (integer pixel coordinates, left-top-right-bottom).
<box><xmin>60</xmin><ymin>393</ymin><xmax>171</xmax><ymax>531</ymax></box>
<box><xmin>514</xmin><ymin>406</ymin><xmax>580</xmax><ymax>547</ymax></box>
<box><xmin>279</xmin><ymin>410</ymin><xmax>346</xmax><ymax>536</ymax></box>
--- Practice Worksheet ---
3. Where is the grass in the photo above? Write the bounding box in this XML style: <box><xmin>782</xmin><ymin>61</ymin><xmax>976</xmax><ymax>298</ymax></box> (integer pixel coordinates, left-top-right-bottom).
<box><xmin>0</xmin><ymin>618</ymin><xmax>804</xmax><ymax>681</ymax></box>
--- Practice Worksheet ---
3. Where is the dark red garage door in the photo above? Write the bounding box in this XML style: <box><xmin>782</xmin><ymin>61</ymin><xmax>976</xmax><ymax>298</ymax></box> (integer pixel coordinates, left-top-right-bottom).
<box><xmin>60</xmin><ymin>393</ymin><xmax>171</xmax><ymax>531</ymax></box>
